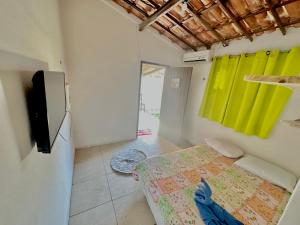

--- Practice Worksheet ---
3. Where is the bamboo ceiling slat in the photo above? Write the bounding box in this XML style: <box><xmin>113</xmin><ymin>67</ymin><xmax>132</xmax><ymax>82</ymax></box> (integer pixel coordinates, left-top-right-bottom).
<box><xmin>166</xmin><ymin>12</ymin><xmax>211</xmax><ymax>48</ymax></box>
<box><xmin>147</xmin><ymin>0</ymin><xmax>161</xmax><ymax>8</ymax></box>
<box><xmin>186</xmin><ymin>4</ymin><xmax>228</xmax><ymax>46</ymax></box>
<box><xmin>216</xmin><ymin>0</ymin><xmax>254</xmax><ymax>41</ymax></box>
<box><xmin>211</xmin><ymin>0</ymin><xmax>300</xmax><ymax>29</ymax></box>
<box><xmin>265</xmin><ymin>0</ymin><xmax>286</xmax><ymax>34</ymax></box>
<box><xmin>147</xmin><ymin>0</ymin><xmax>211</xmax><ymax>48</ymax></box>
<box><xmin>155</xmin><ymin>21</ymin><xmax>198</xmax><ymax>50</ymax></box>
<box><xmin>114</xmin><ymin>0</ymin><xmax>300</xmax><ymax>51</ymax></box>
<box><xmin>139</xmin><ymin>0</ymin><xmax>182</xmax><ymax>31</ymax></box>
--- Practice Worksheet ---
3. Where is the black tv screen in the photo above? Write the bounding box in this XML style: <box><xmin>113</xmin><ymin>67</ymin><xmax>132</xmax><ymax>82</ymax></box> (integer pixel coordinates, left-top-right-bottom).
<box><xmin>32</xmin><ymin>71</ymin><xmax>66</xmax><ymax>153</ymax></box>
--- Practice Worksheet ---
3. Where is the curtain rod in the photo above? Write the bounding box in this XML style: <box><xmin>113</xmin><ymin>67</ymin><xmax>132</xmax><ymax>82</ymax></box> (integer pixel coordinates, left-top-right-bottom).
<box><xmin>214</xmin><ymin>49</ymin><xmax>291</xmax><ymax>58</ymax></box>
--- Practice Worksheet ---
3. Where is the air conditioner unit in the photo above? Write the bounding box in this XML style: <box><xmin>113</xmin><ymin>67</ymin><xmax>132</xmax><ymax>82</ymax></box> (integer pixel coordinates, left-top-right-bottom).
<box><xmin>183</xmin><ymin>50</ymin><xmax>211</xmax><ymax>62</ymax></box>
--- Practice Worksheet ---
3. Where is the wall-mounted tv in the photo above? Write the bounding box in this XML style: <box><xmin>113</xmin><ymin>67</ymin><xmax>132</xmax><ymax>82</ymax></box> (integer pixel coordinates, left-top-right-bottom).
<box><xmin>32</xmin><ymin>71</ymin><xmax>66</xmax><ymax>153</ymax></box>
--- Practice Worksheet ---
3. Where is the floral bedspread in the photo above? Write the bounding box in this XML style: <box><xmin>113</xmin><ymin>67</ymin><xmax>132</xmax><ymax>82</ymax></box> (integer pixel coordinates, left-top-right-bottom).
<box><xmin>135</xmin><ymin>145</ymin><xmax>290</xmax><ymax>225</ymax></box>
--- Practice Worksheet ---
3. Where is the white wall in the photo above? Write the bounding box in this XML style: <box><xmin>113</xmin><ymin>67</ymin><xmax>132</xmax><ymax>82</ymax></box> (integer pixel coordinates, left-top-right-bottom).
<box><xmin>60</xmin><ymin>0</ymin><xmax>186</xmax><ymax>148</ymax></box>
<box><xmin>183</xmin><ymin>28</ymin><xmax>300</xmax><ymax>176</ymax></box>
<box><xmin>0</xmin><ymin>74</ymin><xmax>74</xmax><ymax>225</ymax></box>
<box><xmin>0</xmin><ymin>0</ymin><xmax>74</xmax><ymax>225</ymax></box>
<box><xmin>0</xmin><ymin>0</ymin><xmax>66</xmax><ymax>72</ymax></box>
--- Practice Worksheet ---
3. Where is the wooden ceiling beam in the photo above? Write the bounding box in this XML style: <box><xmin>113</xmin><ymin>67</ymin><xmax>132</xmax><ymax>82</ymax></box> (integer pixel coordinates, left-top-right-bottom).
<box><xmin>253</xmin><ymin>18</ymin><xmax>300</xmax><ymax>33</ymax></box>
<box><xmin>143</xmin><ymin>67</ymin><xmax>164</xmax><ymax>75</ymax></box>
<box><xmin>186</xmin><ymin>0</ymin><xmax>300</xmax><ymax>30</ymax></box>
<box><xmin>140</xmin><ymin>0</ymin><xmax>156</xmax><ymax>8</ymax></box>
<box><xmin>119</xmin><ymin>0</ymin><xmax>300</xmax><ymax>50</ymax></box>
<box><xmin>213</xmin><ymin>0</ymin><xmax>300</xmax><ymax>32</ymax></box>
<box><xmin>166</xmin><ymin>13</ymin><xmax>210</xmax><ymax>49</ymax></box>
<box><xmin>200</xmin><ymin>3</ymin><xmax>219</xmax><ymax>14</ymax></box>
<box><xmin>287</xmin><ymin>18</ymin><xmax>300</xmax><ymax>26</ymax></box>
<box><xmin>187</xmin><ymin>4</ymin><xmax>228</xmax><ymax>46</ymax></box>
<box><xmin>146</xmin><ymin>0</ymin><xmax>161</xmax><ymax>9</ymax></box>
<box><xmin>265</xmin><ymin>0</ymin><xmax>286</xmax><ymax>35</ymax></box>
<box><xmin>155</xmin><ymin>21</ymin><xmax>198</xmax><ymax>51</ymax></box>
<box><xmin>121</xmin><ymin>0</ymin><xmax>197</xmax><ymax>51</ymax></box>
<box><xmin>139</xmin><ymin>0</ymin><xmax>182</xmax><ymax>31</ymax></box>
<box><xmin>138</xmin><ymin>0</ymin><xmax>208</xmax><ymax>49</ymax></box>
<box><xmin>277</xmin><ymin>0</ymin><xmax>300</xmax><ymax>7</ymax></box>
<box><xmin>216</xmin><ymin>0</ymin><xmax>253</xmax><ymax>41</ymax></box>
<box><xmin>122</xmin><ymin>0</ymin><xmax>149</xmax><ymax>17</ymax></box>
<box><xmin>213</xmin><ymin>8</ymin><xmax>270</xmax><ymax>29</ymax></box>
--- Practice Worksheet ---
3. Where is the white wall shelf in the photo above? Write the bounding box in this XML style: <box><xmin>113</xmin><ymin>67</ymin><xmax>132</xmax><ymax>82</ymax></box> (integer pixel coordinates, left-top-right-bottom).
<box><xmin>282</xmin><ymin>119</ymin><xmax>300</xmax><ymax>128</ymax></box>
<box><xmin>244</xmin><ymin>75</ymin><xmax>300</xmax><ymax>88</ymax></box>
<box><xmin>245</xmin><ymin>75</ymin><xmax>300</xmax><ymax>129</ymax></box>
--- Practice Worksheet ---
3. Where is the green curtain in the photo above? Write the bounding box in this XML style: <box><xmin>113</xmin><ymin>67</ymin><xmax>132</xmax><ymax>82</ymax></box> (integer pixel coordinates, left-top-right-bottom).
<box><xmin>199</xmin><ymin>55</ymin><xmax>240</xmax><ymax>123</ymax></box>
<box><xmin>199</xmin><ymin>47</ymin><xmax>300</xmax><ymax>139</ymax></box>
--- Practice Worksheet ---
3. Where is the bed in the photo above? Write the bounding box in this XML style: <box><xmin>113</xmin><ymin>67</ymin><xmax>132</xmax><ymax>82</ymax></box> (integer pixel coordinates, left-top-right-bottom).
<box><xmin>135</xmin><ymin>144</ymin><xmax>292</xmax><ymax>225</ymax></box>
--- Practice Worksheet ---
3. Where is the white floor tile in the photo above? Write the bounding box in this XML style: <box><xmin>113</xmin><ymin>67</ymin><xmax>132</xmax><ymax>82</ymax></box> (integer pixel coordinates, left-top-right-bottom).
<box><xmin>69</xmin><ymin>201</ymin><xmax>117</xmax><ymax>225</ymax></box>
<box><xmin>107</xmin><ymin>172</ymin><xmax>141</xmax><ymax>200</ymax></box>
<box><xmin>113</xmin><ymin>190</ymin><xmax>155</xmax><ymax>225</ymax></box>
<box><xmin>70</xmin><ymin>175</ymin><xmax>111</xmax><ymax>216</ymax></box>
<box><xmin>141</xmin><ymin>136</ymin><xmax>180</xmax><ymax>154</ymax></box>
<box><xmin>75</xmin><ymin>146</ymin><xmax>102</xmax><ymax>163</ymax></box>
<box><xmin>69</xmin><ymin>136</ymin><xmax>183</xmax><ymax>225</ymax></box>
<box><xmin>73</xmin><ymin>147</ymin><xmax>105</xmax><ymax>184</ymax></box>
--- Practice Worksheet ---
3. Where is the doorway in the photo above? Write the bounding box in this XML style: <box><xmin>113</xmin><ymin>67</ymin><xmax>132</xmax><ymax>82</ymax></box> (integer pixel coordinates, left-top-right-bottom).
<box><xmin>137</xmin><ymin>63</ymin><xmax>166</xmax><ymax>137</ymax></box>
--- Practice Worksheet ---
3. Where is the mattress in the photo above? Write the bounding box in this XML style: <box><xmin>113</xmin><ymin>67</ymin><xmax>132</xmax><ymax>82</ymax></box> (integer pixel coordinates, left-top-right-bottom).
<box><xmin>135</xmin><ymin>145</ymin><xmax>291</xmax><ymax>225</ymax></box>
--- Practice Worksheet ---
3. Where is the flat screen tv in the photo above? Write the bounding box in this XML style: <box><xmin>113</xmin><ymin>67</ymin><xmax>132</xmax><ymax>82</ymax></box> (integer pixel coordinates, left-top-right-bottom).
<box><xmin>32</xmin><ymin>71</ymin><xmax>66</xmax><ymax>153</ymax></box>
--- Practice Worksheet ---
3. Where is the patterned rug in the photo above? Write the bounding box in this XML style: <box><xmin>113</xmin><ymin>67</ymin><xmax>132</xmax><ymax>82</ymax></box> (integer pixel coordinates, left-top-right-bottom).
<box><xmin>110</xmin><ymin>149</ymin><xmax>147</xmax><ymax>174</ymax></box>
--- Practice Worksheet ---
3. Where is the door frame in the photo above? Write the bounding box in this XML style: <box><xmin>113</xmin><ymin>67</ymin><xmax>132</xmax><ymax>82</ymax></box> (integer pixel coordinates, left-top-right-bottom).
<box><xmin>136</xmin><ymin>61</ymin><xmax>168</xmax><ymax>138</ymax></box>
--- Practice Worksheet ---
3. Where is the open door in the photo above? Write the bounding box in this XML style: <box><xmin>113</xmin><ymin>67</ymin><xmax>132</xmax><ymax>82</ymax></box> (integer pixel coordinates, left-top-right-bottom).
<box><xmin>159</xmin><ymin>67</ymin><xmax>192</xmax><ymax>143</ymax></box>
<box><xmin>137</xmin><ymin>63</ymin><xmax>166</xmax><ymax>137</ymax></box>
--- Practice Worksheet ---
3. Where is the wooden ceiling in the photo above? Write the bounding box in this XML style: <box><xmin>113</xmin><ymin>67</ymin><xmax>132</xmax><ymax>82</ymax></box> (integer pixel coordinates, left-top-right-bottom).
<box><xmin>142</xmin><ymin>63</ymin><xmax>165</xmax><ymax>75</ymax></box>
<box><xmin>113</xmin><ymin>0</ymin><xmax>300</xmax><ymax>51</ymax></box>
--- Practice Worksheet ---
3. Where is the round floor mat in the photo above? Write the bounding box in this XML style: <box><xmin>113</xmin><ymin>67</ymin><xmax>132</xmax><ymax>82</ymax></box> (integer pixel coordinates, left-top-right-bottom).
<box><xmin>110</xmin><ymin>149</ymin><xmax>147</xmax><ymax>174</ymax></box>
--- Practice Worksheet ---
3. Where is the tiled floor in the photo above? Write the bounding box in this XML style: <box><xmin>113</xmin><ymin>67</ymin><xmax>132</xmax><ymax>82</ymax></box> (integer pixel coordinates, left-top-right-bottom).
<box><xmin>69</xmin><ymin>135</ymin><xmax>192</xmax><ymax>225</ymax></box>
